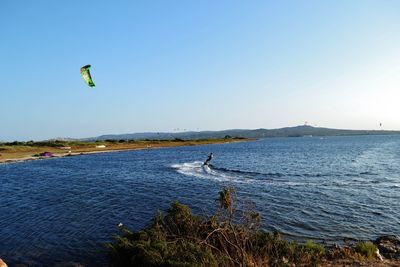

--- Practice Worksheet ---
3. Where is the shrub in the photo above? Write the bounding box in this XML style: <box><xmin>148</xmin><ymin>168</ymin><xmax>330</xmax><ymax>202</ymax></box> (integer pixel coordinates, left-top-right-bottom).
<box><xmin>106</xmin><ymin>187</ymin><xmax>330</xmax><ymax>267</ymax></box>
<box><xmin>355</xmin><ymin>241</ymin><xmax>377</xmax><ymax>260</ymax></box>
<box><xmin>304</xmin><ymin>240</ymin><xmax>325</xmax><ymax>256</ymax></box>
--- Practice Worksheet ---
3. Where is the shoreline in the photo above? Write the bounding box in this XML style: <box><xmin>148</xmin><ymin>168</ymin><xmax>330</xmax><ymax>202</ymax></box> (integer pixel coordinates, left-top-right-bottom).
<box><xmin>0</xmin><ymin>138</ymin><xmax>251</xmax><ymax>164</ymax></box>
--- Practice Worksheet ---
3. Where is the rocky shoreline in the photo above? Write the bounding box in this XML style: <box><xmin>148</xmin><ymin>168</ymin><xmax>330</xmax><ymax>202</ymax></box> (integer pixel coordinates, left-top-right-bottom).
<box><xmin>375</xmin><ymin>235</ymin><xmax>400</xmax><ymax>260</ymax></box>
<box><xmin>0</xmin><ymin>230</ymin><xmax>398</xmax><ymax>266</ymax></box>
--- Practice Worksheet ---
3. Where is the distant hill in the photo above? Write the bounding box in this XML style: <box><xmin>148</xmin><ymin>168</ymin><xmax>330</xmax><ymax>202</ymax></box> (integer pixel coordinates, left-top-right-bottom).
<box><xmin>83</xmin><ymin>125</ymin><xmax>400</xmax><ymax>141</ymax></box>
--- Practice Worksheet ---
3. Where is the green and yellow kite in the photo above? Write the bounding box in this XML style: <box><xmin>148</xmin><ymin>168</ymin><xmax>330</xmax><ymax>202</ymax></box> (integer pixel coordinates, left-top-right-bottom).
<box><xmin>80</xmin><ymin>65</ymin><xmax>95</xmax><ymax>87</ymax></box>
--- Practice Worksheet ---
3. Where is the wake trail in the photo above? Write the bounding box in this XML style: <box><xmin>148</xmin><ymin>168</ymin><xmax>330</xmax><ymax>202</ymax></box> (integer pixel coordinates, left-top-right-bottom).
<box><xmin>170</xmin><ymin>161</ymin><xmax>395</xmax><ymax>189</ymax></box>
<box><xmin>170</xmin><ymin>161</ymin><xmax>273</xmax><ymax>184</ymax></box>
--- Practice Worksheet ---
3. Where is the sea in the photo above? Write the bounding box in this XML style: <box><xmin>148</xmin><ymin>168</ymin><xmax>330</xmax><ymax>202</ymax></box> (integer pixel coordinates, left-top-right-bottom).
<box><xmin>0</xmin><ymin>135</ymin><xmax>399</xmax><ymax>266</ymax></box>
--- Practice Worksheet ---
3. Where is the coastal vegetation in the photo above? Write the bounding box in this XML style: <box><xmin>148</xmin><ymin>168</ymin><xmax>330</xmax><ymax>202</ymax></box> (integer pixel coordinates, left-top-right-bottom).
<box><xmin>106</xmin><ymin>187</ymin><xmax>390</xmax><ymax>267</ymax></box>
<box><xmin>0</xmin><ymin>138</ymin><xmax>246</xmax><ymax>163</ymax></box>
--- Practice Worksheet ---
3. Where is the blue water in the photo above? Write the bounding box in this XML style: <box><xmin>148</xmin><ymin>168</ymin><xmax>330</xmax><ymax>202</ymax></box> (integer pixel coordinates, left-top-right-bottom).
<box><xmin>0</xmin><ymin>135</ymin><xmax>399</xmax><ymax>266</ymax></box>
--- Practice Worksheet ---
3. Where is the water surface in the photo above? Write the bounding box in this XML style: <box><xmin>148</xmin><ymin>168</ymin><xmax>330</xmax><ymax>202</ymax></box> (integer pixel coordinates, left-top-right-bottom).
<box><xmin>0</xmin><ymin>135</ymin><xmax>399</xmax><ymax>266</ymax></box>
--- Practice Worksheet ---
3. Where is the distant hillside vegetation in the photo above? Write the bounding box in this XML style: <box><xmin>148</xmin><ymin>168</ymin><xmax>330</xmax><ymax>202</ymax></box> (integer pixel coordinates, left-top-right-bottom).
<box><xmin>84</xmin><ymin>125</ymin><xmax>400</xmax><ymax>141</ymax></box>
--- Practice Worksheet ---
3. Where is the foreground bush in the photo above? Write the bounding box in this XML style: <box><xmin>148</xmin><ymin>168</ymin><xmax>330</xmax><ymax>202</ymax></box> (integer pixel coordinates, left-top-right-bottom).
<box><xmin>355</xmin><ymin>241</ymin><xmax>377</xmax><ymax>260</ymax></box>
<box><xmin>106</xmin><ymin>187</ymin><xmax>328</xmax><ymax>266</ymax></box>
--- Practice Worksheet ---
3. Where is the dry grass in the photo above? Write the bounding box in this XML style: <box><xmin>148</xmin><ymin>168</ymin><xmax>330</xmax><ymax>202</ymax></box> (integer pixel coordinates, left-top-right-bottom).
<box><xmin>0</xmin><ymin>138</ymin><xmax>248</xmax><ymax>163</ymax></box>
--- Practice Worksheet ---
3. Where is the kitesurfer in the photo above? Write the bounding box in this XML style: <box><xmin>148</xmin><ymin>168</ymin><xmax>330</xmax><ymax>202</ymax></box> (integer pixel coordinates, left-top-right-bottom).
<box><xmin>203</xmin><ymin>152</ymin><xmax>213</xmax><ymax>166</ymax></box>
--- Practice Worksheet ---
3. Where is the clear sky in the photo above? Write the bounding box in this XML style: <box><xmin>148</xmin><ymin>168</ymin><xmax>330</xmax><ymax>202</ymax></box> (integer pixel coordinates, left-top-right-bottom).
<box><xmin>1</xmin><ymin>0</ymin><xmax>400</xmax><ymax>141</ymax></box>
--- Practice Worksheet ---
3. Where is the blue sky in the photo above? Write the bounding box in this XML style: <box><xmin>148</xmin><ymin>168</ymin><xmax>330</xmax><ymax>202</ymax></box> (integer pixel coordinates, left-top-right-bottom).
<box><xmin>1</xmin><ymin>1</ymin><xmax>400</xmax><ymax>140</ymax></box>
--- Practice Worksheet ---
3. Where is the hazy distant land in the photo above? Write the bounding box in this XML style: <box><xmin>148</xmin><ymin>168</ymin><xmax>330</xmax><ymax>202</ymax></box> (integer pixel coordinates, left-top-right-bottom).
<box><xmin>1</xmin><ymin>125</ymin><xmax>399</xmax><ymax>163</ymax></box>
<box><xmin>86</xmin><ymin>125</ymin><xmax>400</xmax><ymax>141</ymax></box>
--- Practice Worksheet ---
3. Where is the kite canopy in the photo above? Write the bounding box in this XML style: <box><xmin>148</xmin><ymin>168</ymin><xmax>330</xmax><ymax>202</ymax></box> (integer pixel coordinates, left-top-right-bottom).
<box><xmin>80</xmin><ymin>64</ymin><xmax>95</xmax><ymax>87</ymax></box>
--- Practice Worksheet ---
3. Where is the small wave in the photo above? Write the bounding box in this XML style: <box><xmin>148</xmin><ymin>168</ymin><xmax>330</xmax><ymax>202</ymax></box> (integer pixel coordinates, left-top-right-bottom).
<box><xmin>278</xmin><ymin>181</ymin><xmax>308</xmax><ymax>186</ymax></box>
<box><xmin>359</xmin><ymin>171</ymin><xmax>378</xmax><ymax>176</ymax></box>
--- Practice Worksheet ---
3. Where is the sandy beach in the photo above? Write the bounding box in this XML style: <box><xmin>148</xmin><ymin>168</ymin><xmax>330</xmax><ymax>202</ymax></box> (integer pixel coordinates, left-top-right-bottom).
<box><xmin>0</xmin><ymin>138</ymin><xmax>248</xmax><ymax>164</ymax></box>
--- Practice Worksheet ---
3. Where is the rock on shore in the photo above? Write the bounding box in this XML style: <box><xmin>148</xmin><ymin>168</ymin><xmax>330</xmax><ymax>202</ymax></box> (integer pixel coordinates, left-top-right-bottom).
<box><xmin>375</xmin><ymin>235</ymin><xmax>400</xmax><ymax>259</ymax></box>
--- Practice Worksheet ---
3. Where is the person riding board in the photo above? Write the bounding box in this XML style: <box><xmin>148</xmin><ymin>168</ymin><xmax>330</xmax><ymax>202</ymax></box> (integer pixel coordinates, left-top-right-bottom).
<box><xmin>203</xmin><ymin>152</ymin><xmax>213</xmax><ymax>166</ymax></box>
